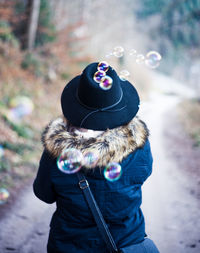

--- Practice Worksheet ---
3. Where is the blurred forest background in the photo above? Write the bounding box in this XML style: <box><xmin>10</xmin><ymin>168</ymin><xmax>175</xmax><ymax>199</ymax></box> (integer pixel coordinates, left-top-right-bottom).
<box><xmin>0</xmin><ymin>0</ymin><xmax>200</xmax><ymax>203</ymax></box>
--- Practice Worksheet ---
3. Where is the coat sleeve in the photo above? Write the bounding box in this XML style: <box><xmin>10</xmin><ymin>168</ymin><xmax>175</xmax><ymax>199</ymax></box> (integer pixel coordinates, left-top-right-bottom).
<box><xmin>33</xmin><ymin>150</ymin><xmax>56</xmax><ymax>204</ymax></box>
<box><xmin>142</xmin><ymin>139</ymin><xmax>153</xmax><ymax>181</ymax></box>
<box><xmin>131</xmin><ymin>139</ymin><xmax>153</xmax><ymax>184</ymax></box>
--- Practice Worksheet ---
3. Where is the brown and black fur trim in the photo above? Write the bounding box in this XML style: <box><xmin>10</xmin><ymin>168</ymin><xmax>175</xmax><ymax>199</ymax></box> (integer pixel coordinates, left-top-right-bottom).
<box><xmin>42</xmin><ymin>116</ymin><xmax>149</xmax><ymax>169</ymax></box>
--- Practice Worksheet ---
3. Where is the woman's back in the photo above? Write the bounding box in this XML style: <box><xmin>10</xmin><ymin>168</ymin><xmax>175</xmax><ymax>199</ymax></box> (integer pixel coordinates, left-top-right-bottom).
<box><xmin>34</xmin><ymin>116</ymin><xmax>153</xmax><ymax>253</ymax></box>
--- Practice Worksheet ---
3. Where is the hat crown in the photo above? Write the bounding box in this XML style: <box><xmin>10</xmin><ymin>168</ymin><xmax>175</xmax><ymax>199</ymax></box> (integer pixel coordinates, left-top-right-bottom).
<box><xmin>77</xmin><ymin>63</ymin><xmax>121</xmax><ymax>109</ymax></box>
<box><xmin>61</xmin><ymin>62</ymin><xmax>140</xmax><ymax>130</ymax></box>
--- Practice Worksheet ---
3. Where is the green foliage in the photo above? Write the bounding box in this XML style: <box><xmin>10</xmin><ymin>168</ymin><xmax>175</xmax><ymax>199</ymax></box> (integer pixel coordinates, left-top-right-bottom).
<box><xmin>60</xmin><ymin>72</ymin><xmax>70</xmax><ymax>80</ymax></box>
<box><xmin>13</xmin><ymin>0</ymin><xmax>56</xmax><ymax>49</ymax></box>
<box><xmin>1</xmin><ymin>141</ymin><xmax>34</xmax><ymax>155</ymax></box>
<box><xmin>0</xmin><ymin>20</ymin><xmax>19</xmax><ymax>47</ymax></box>
<box><xmin>21</xmin><ymin>53</ymin><xmax>38</xmax><ymax>69</ymax></box>
<box><xmin>193</xmin><ymin>132</ymin><xmax>200</xmax><ymax>147</ymax></box>
<box><xmin>0</xmin><ymin>96</ymin><xmax>9</xmax><ymax>108</ymax></box>
<box><xmin>0</xmin><ymin>157</ymin><xmax>11</xmax><ymax>172</ymax></box>
<box><xmin>15</xmin><ymin>1</ymin><xmax>26</xmax><ymax>14</ymax></box>
<box><xmin>21</xmin><ymin>53</ymin><xmax>43</xmax><ymax>76</ymax></box>
<box><xmin>136</xmin><ymin>0</ymin><xmax>166</xmax><ymax>18</ymax></box>
<box><xmin>3</xmin><ymin>115</ymin><xmax>34</xmax><ymax>139</ymax></box>
<box><xmin>35</xmin><ymin>0</ymin><xmax>56</xmax><ymax>47</ymax></box>
<box><xmin>135</xmin><ymin>0</ymin><xmax>200</xmax><ymax>50</ymax></box>
<box><xmin>13</xmin><ymin>0</ymin><xmax>28</xmax><ymax>49</ymax></box>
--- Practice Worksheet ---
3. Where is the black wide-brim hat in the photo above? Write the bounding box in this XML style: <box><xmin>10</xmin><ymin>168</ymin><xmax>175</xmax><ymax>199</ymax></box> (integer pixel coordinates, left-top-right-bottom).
<box><xmin>61</xmin><ymin>62</ymin><xmax>140</xmax><ymax>130</ymax></box>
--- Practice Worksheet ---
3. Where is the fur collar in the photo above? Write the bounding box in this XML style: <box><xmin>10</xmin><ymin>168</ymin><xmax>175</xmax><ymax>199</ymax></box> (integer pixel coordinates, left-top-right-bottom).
<box><xmin>42</xmin><ymin>116</ymin><xmax>149</xmax><ymax>169</ymax></box>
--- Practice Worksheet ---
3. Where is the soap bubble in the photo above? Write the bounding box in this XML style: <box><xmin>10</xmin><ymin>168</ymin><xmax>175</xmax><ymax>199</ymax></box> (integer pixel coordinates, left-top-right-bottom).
<box><xmin>129</xmin><ymin>49</ymin><xmax>137</xmax><ymax>56</ymax></box>
<box><xmin>145</xmin><ymin>51</ymin><xmax>162</xmax><ymax>69</ymax></box>
<box><xmin>135</xmin><ymin>54</ymin><xmax>145</xmax><ymax>64</ymax></box>
<box><xmin>99</xmin><ymin>76</ymin><xmax>113</xmax><ymax>90</ymax></box>
<box><xmin>119</xmin><ymin>70</ymin><xmax>130</xmax><ymax>81</ymax></box>
<box><xmin>9</xmin><ymin>96</ymin><xmax>34</xmax><ymax>121</ymax></box>
<box><xmin>57</xmin><ymin>148</ymin><xmax>83</xmax><ymax>174</ymax></box>
<box><xmin>104</xmin><ymin>162</ymin><xmax>122</xmax><ymax>182</ymax></box>
<box><xmin>97</xmin><ymin>61</ymin><xmax>109</xmax><ymax>72</ymax></box>
<box><xmin>113</xmin><ymin>46</ymin><xmax>124</xmax><ymax>58</ymax></box>
<box><xmin>93</xmin><ymin>70</ymin><xmax>106</xmax><ymax>83</ymax></box>
<box><xmin>83</xmin><ymin>152</ymin><xmax>98</xmax><ymax>167</ymax></box>
<box><xmin>0</xmin><ymin>188</ymin><xmax>10</xmax><ymax>205</ymax></box>
<box><xmin>0</xmin><ymin>145</ymin><xmax>4</xmax><ymax>158</ymax></box>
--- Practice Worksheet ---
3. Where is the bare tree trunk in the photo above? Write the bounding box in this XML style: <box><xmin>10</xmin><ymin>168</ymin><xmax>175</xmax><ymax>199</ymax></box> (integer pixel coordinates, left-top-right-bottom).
<box><xmin>27</xmin><ymin>0</ymin><xmax>41</xmax><ymax>51</ymax></box>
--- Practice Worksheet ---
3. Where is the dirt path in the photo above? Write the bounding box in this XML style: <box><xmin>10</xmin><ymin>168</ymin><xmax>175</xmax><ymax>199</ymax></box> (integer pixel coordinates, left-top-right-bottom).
<box><xmin>140</xmin><ymin>93</ymin><xmax>200</xmax><ymax>253</ymax></box>
<box><xmin>0</xmin><ymin>73</ymin><xmax>199</xmax><ymax>253</ymax></box>
<box><xmin>0</xmin><ymin>185</ymin><xmax>55</xmax><ymax>253</ymax></box>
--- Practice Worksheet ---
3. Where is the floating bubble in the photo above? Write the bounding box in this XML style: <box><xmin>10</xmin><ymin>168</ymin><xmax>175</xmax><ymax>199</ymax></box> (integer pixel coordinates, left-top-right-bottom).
<box><xmin>104</xmin><ymin>162</ymin><xmax>122</xmax><ymax>182</ymax></box>
<box><xmin>135</xmin><ymin>54</ymin><xmax>145</xmax><ymax>64</ymax></box>
<box><xmin>0</xmin><ymin>145</ymin><xmax>4</xmax><ymax>158</ymax></box>
<box><xmin>83</xmin><ymin>152</ymin><xmax>98</xmax><ymax>167</ymax></box>
<box><xmin>9</xmin><ymin>96</ymin><xmax>34</xmax><ymax>121</ymax></box>
<box><xmin>97</xmin><ymin>61</ymin><xmax>109</xmax><ymax>72</ymax></box>
<box><xmin>0</xmin><ymin>188</ymin><xmax>10</xmax><ymax>205</ymax></box>
<box><xmin>129</xmin><ymin>49</ymin><xmax>137</xmax><ymax>56</ymax></box>
<box><xmin>145</xmin><ymin>51</ymin><xmax>162</xmax><ymax>69</ymax></box>
<box><xmin>93</xmin><ymin>70</ymin><xmax>106</xmax><ymax>83</ymax></box>
<box><xmin>119</xmin><ymin>70</ymin><xmax>130</xmax><ymax>81</ymax></box>
<box><xmin>57</xmin><ymin>148</ymin><xmax>83</xmax><ymax>174</ymax></box>
<box><xmin>99</xmin><ymin>76</ymin><xmax>113</xmax><ymax>90</ymax></box>
<box><xmin>113</xmin><ymin>46</ymin><xmax>124</xmax><ymax>58</ymax></box>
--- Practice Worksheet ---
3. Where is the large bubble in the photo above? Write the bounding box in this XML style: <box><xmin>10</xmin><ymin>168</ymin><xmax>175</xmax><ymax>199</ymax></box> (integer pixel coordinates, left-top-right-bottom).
<box><xmin>97</xmin><ymin>61</ymin><xmax>109</xmax><ymax>72</ymax></box>
<box><xmin>104</xmin><ymin>162</ymin><xmax>122</xmax><ymax>182</ymax></box>
<box><xmin>119</xmin><ymin>70</ymin><xmax>130</xmax><ymax>81</ymax></box>
<box><xmin>9</xmin><ymin>96</ymin><xmax>34</xmax><ymax>121</ymax></box>
<box><xmin>83</xmin><ymin>152</ymin><xmax>98</xmax><ymax>167</ymax></box>
<box><xmin>0</xmin><ymin>188</ymin><xmax>10</xmax><ymax>205</ymax></box>
<box><xmin>57</xmin><ymin>148</ymin><xmax>83</xmax><ymax>174</ymax></box>
<box><xmin>113</xmin><ymin>46</ymin><xmax>124</xmax><ymax>58</ymax></box>
<box><xmin>145</xmin><ymin>51</ymin><xmax>162</xmax><ymax>69</ymax></box>
<box><xmin>99</xmin><ymin>76</ymin><xmax>113</xmax><ymax>90</ymax></box>
<box><xmin>93</xmin><ymin>70</ymin><xmax>106</xmax><ymax>83</ymax></box>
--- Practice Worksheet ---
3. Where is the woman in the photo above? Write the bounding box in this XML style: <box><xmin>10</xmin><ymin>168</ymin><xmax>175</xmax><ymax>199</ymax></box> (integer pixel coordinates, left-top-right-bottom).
<box><xmin>33</xmin><ymin>62</ymin><xmax>159</xmax><ymax>252</ymax></box>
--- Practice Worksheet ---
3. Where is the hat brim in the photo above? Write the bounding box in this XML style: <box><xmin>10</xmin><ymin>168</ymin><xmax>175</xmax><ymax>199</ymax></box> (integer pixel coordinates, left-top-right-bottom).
<box><xmin>61</xmin><ymin>76</ymin><xmax>140</xmax><ymax>130</ymax></box>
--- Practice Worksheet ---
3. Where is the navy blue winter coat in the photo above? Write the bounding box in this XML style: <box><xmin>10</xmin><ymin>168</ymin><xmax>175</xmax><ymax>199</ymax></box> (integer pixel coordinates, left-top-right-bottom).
<box><xmin>33</xmin><ymin>116</ymin><xmax>153</xmax><ymax>253</ymax></box>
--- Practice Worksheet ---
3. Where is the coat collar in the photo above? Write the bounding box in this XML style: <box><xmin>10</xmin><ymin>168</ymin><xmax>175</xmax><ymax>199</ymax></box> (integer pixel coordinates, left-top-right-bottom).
<box><xmin>42</xmin><ymin>116</ymin><xmax>149</xmax><ymax>169</ymax></box>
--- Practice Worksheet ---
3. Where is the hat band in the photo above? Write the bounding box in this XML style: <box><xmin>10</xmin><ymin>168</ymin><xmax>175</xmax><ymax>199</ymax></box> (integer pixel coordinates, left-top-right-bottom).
<box><xmin>76</xmin><ymin>87</ymin><xmax>124</xmax><ymax>111</ymax></box>
<box><xmin>76</xmin><ymin>88</ymin><xmax>127</xmax><ymax>127</ymax></box>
